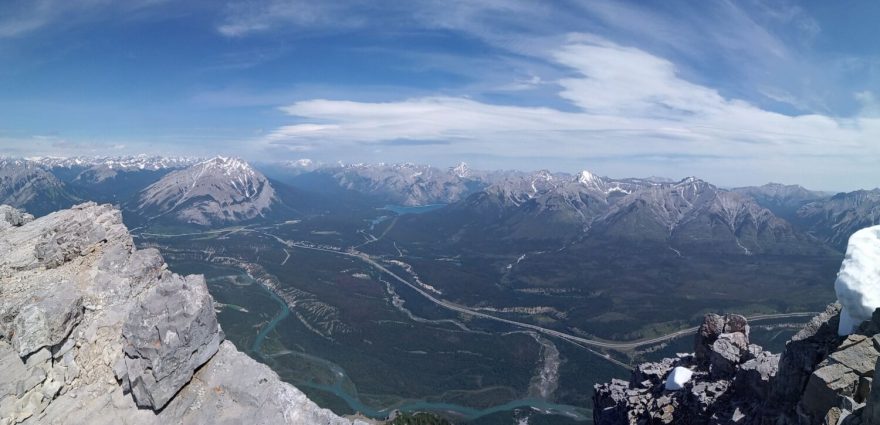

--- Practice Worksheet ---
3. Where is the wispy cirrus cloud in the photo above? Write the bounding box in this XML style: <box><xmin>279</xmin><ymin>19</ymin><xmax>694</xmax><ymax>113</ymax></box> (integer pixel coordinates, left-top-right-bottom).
<box><xmin>262</xmin><ymin>35</ymin><xmax>880</xmax><ymax>189</ymax></box>
<box><xmin>0</xmin><ymin>0</ymin><xmax>173</xmax><ymax>39</ymax></box>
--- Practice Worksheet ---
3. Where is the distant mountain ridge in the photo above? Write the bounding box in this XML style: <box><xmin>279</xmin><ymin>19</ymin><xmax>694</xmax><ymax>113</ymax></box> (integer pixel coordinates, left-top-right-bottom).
<box><xmin>594</xmin><ymin>177</ymin><xmax>814</xmax><ymax>255</ymax></box>
<box><xmin>388</xmin><ymin>172</ymin><xmax>826</xmax><ymax>255</ymax></box>
<box><xmin>732</xmin><ymin>183</ymin><xmax>829</xmax><ymax>219</ymax></box>
<box><xmin>1</xmin><ymin>155</ymin><xmax>877</xmax><ymax>251</ymax></box>
<box><xmin>795</xmin><ymin>189</ymin><xmax>880</xmax><ymax>250</ymax></box>
<box><xmin>303</xmin><ymin>162</ymin><xmax>491</xmax><ymax>206</ymax></box>
<box><xmin>0</xmin><ymin>158</ymin><xmax>81</xmax><ymax>216</ymax></box>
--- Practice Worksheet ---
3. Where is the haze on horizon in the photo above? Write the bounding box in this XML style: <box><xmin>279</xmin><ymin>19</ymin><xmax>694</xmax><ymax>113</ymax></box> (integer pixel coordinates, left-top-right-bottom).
<box><xmin>1</xmin><ymin>0</ymin><xmax>879</xmax><ymax>191</ymax></box>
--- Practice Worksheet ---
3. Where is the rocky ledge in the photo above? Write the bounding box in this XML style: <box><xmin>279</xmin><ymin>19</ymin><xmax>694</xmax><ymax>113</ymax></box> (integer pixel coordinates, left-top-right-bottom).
<box><xmin>593</xmin><ymin>303</ymin><xmax>880</xmax><ymax>425</ymax></box>
<box><xmin>0</xmin><ymin>203</ymin><xmax>370</xmax><ymax>425</ymax></box>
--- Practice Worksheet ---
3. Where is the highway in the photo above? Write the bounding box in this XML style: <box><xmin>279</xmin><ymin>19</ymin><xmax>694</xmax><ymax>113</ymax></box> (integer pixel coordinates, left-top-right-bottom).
<box><xmin>138</xmin><ymin>226</ymin><xmax>818</xmax><ymax>359</ymax></box>
<box><xmin>255</xmin><ymin>230</ymin><xmax>818</xmax><ymax>352</ymax></box>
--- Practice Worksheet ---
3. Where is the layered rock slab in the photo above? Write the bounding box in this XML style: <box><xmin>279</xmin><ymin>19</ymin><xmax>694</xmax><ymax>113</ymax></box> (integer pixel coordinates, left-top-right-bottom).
<box><xmin>0</xmin><ymin>203</ymin><xmax>366</xmax><ymax>425</ymax></box>
<box><xmin>116</xmin><ymin>273</ymin><xmax>223</xmax><ymax>410</ymax></box>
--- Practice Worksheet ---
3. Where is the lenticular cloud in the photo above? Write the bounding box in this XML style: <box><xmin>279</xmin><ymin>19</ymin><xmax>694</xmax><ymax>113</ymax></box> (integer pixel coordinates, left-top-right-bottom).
<box><xmin>835</xmin><ymin>225</ymin><xmax>880</xmax><ymax>335</ymax></box>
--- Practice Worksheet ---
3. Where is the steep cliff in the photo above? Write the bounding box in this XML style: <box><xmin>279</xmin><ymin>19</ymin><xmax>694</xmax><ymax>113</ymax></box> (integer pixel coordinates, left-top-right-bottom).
<box><xmin>0</xmin><ymin>203</ymin><xmax>369</xmax><ymax>425</ymax></box>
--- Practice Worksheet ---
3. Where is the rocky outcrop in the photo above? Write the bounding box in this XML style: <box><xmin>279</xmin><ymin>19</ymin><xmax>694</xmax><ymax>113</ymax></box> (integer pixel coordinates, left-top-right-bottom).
<box><xmin>0</xmin><ymin>206</ymin><xmax>33</xmax><ymax>230</ymax></box>
<box><xmin>0</xmin><ymin>203</ymin><xmax>368</xmax><ymax>424</ymax></box>
<box><xmin>594</xmin><ymin>313</ymin><xmax>776</xmax><ymax>424</ymax></box>
<box><xmin>591</xmin><ymin>303</ymin><xmax>880</xmax><ymax>425</ymax></box>
<box><xmin>115</xmin><ymin>273</ymin><xmax>223</xmax><ymax>410</ymax></box>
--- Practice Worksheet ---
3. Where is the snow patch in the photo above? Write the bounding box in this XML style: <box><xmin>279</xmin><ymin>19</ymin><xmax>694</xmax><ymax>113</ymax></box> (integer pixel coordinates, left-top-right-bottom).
<box><xmin>835</xmin><ymin>225</ymin><xmax>880</xmax><ymax>335</ymax></box>
<box><xmin>665</xmin><ymin>366</ymin><xmax>694</xmax><ymax>390</ymax></box>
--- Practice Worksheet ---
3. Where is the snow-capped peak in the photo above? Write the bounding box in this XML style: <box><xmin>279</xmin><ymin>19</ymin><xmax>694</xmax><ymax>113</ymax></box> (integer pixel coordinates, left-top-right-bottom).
<box><xmin>451</xmin><ymin>162</ymin><xmax>470</xmax><ymax>178</ymax></box>
<box><xmin>577</xmin><ymin>170</ymin><xmax>604</xmax><ymax>189</ymax></box>
<box><xmin>138</xmin><ymin>155</ymin><xmax>276</xmax><ymax>225</ymax></box>
<box><xmin>534</xmin><ymin>170</ymin><xmax>553</xmax><ymax>181</ymax></box>
<box><xmin>677</xmin><ymin>176</ymin><xmax>702</xmax><ymax>185</ymax></box>
<box><xmin>28</xmin><ymin>155</ymin><xmax>198</xmax><ymax>171</ymax></box>
<box><xmin>199</xmin><ymin>156</ymin><xmax>253</xmax><ymax>174</ymax></box>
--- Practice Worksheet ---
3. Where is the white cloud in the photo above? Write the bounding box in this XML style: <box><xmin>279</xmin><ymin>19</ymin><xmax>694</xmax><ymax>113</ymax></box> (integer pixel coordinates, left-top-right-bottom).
<box><xmin>263</xmin><ymin>36</ymin><xmax>880</xmax><ymax>189</ymax></box>
<box><xmin>0</xmin><ymin>0</ymin><xmax>172</xmax><ymax>39</ymax></box>
<box><xmin>216</xmin><ymin>0</ymin><xmax>367</xmax><ymax>37</ymax></box>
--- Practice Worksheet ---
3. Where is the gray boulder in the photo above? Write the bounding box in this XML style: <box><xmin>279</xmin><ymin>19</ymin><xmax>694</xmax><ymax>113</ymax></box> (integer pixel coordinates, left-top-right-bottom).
<box><xmin>696</xmin><ymin>314</ymin><xmax>727</xmax><ymax>366</ymax></box>
<box><xmin>0</xmin><ymin>205</ymin><xmax>33</xmax><ymax>229</ymax></box>
<box><xmin>116</xmin><ymin>273</ymin><xmax>224</xmax><ymax>410</ymax></box>
<box><xmin>709</xmin><ymin>332</ymin><xmax>750</xmax><ymax>378</ymax></box>
<box><xmin>11</xmin><ymin>281</ymin><xmax>83</xmax><ymax>358</ymax></box>
<box><xmin>802</xmin><ymin>363</ymin><xmax>860</xmax><ymax>421</ymax></box>
<box><xmin>695</xmin><ymin>314</ymin><xmax>750</xmax><ymax>368</ymax></box>
<box><xmin>828</xmin><ymin>336</ymin><xmax>880</xmax><ymax>377</ymax></box>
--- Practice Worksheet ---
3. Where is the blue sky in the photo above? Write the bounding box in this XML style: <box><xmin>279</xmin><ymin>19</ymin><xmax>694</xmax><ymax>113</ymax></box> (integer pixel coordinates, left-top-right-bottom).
<box><xmin>0</xmin><ymin>0</ymin><xmax>878</xmax><ymax>190</ymax></box>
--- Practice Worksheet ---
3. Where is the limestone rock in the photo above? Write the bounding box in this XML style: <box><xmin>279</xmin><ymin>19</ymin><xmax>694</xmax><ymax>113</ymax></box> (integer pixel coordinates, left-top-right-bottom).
<box><xmin>0</xmin><ymin>203</ymin><xmax>360</xmax><ymax>424</ymax></box>
<box><xmin>0</xmin><ymin>205</ymin><xmax>33</xmax><ymax>229</ymax></box>
<box><xmin>696</xmin><ymin>314</ymin><xmax>727</xmax><ymax>365</ymax></box>
<box><xmin>634</xmin><ymin>359</ymin><xmax>674</xmax><ymax>388</ymax></box>
<box><xmin>117</xmin><ymin>273</ymin><xmax>224</xmax><ymax>410</ymax></box>
<box><xmin>709</xmin><ymin>332</ymin><xmax>750</xmax><ymax>378</ymax></box>
<box><xmin>829</xmin><ymin>338</ymin><xmax>880</xmax><ymax>377</ymax></box>
<box><xmin>11</xmin><ymin>281</ymin><xmax>83</xmax><ymax>357</ymax></box>
<box><xmin>33</xmin><ymin>202</ymin><xmax>128</xmax><ymax>269</ymax></box>
<box><xmin>595</xmin><ymin>314</ymin><xmax>767</xmax><ymax>424</ymax></box>
<box><xmin>735</xmin><ymin>351</ymin><xmax>779</xmax><ymax>399</ymax></box>
<box><xmin>695</xmin><ymin>314</ymin><xmax>750</xmax><ymax>368</ymax></box>
<box><xmin>770</xmin><ymin>303</ymin><xmax>843</xmax><ymax>410</ymax></box>
<box><xmin>803</xmin><ymin>363</ymin><xmax>860</xmax><ymax>421</ymax></box>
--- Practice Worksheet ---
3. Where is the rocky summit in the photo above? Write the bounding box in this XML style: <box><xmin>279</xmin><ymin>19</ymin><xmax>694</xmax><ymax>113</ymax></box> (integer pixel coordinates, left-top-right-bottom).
<box><xmin>593</xmin><ymin>303</ymin><xmax>880</xmax><ymax>424</ymax></box>
<box><xmin>0</xmin><ymin>203</ymin><xmax>369</xmax><ymax>425</ymax></box>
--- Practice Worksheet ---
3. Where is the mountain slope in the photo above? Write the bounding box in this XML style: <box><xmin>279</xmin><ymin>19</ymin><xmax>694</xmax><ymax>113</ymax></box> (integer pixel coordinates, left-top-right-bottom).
<box><xmin>386</xmin><ymin>174</ymin><xmax>829</xmax><ymax>256</ymax></box>
<box><xmin>300</xmin><ymin>162</ymin><xmax>490</xmax><ymax>206</ymax></box>
<box><xmin>795</xmin><ymin>189</ymin><xmax>880</xmax><ymax>250</ymax></box>
<box><xmin>732</xmin><ymin>183</ymin><xmax>829</xmax><ymax>219</ymax></box>
<box><xmin>135</xmin><ymin>156</ymin><xmax>278</xmax><ymax>226</ymax></box>
<box><xmin>0</xmin><ymin>159</ymin><xmax>81</xmax><ymax>216</ymax></box>
<box><xmin>592</xmin><ymin>178</ymin><xmax>818</xmax><ymax>255</ymax></box>
<box><xmin>386</xmin><ymin>169</ymin><xmax>622</xmax><ymax>246</ymax></box>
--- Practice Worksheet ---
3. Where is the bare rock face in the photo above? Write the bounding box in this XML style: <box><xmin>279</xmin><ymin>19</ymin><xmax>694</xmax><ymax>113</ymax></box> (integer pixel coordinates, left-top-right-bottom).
<box><xmin>11</xmin><ymin>281</ymin><xmax>83</xmax><ymax>358</ymax></box>
<box><xmin>32</xmin><ymin>202</ymin><xmax>129</xmax><ymax>269</ymax></box>
<box><xmin>0</xmin><ymin>204</ymin><xmax>364</xmax><ymax>425</ymax></box>
<box><xmin>594</xmin><ymin>302</ymin><xmax>880</xmax><ymax>425</ymax></box>
<box><xmin>0</xmin><ymin>205</ymin><xmax>33</xmax><ymax>229</ymax></box>
<box><xmin>115</xmin><ymin>273</ymin><xmax>223</xmax><ymax>410</ymax></box>
<box><xmin>769</xmin><ymin>303</ymin><xmax>842</xmax><ymax>411</ymax></box>
<box><xmin>594</xmin><ymin>314</ymin><xmax>772</xmax><ymax>424</ymax></box>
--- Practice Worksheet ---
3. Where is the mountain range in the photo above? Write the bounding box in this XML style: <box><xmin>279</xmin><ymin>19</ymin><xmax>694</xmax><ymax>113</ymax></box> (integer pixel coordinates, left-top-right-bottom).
<box><xmin>0</xmin><ymin>156</ymin><xmax>877</xmax><ymax>254</ymax></box>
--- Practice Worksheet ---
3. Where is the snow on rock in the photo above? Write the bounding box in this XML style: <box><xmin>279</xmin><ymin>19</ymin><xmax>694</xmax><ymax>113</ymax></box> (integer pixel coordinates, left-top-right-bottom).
<box><xmin>665</xmin><ymin>366</ymin><xmax>694</xmax><ymax>390</ymax></box>
<box><xmin>835</xmin><ymin>225</ymin><xmax>880</xmax><ymax>335</ymax></box>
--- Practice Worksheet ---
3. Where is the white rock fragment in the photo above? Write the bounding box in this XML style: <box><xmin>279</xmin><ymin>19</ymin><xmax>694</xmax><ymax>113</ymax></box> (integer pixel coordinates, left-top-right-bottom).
<box><xmin>665</xmin><ymin>366</ymin><xmax>694</xmax><ymax>390</ymax></box>
<box><xmin>836</xmin><ymin>225</ymin><xmax>880</xmax><ymax>335</ymax></box>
